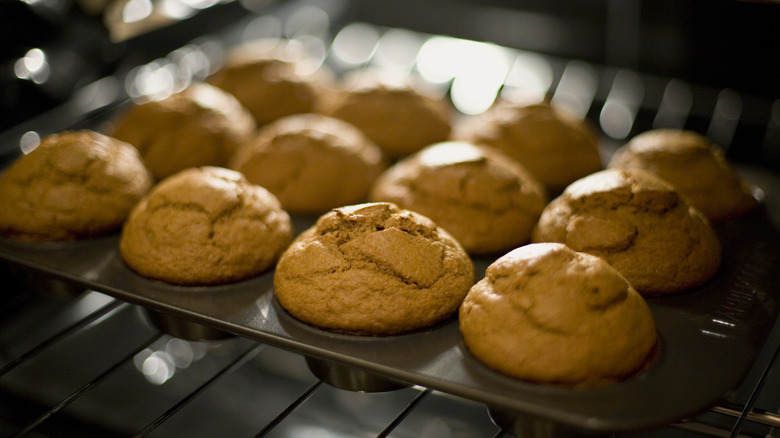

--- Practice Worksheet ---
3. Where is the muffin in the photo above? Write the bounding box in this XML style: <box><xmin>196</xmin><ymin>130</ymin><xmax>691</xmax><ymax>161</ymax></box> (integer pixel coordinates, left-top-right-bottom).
<box><xmin>608</xmin><ymin>129</ymin><xmax>758</xmax><ymax>222</ymax></box>
<box><xmin>274</xmin><ymin>202</ymin><xmax>474</xmax><ymax>335</ymax></box>
<box><xmin>532</xmin><ymin>168</ymin><xmax>721</xmax><ymax>296</ymax></box>
<box><xmin>207</xmin><ymin>38</ymin><xmax>331</xmax><ymax>126</ymax></box>
<box><xmin>459</xmin><ymin>242</ymin><xmax>658</xmax><ymax>388</ymax></box>
<box><xmin>451</xmin><ymin>99</ymin><xmax>602</xmax><ymax>192</ymax></box>
<box><xmin>119</xmin><ymin>167</ymin><xmax>292</xmax><ymax>286</ymax></box>
<box><xmin>0</xmin><ymin>130</ymin><xmax>153</xmax><ymax>242</ymax></box>
<box><xmin>370</xmin><ymin>141</ymin><xmax>547</xmax><ymax>255</ymax></box>
<box><xmin>111</xmin><ymin>82</ymin><xmax>256</xmax><ymax>180</ymax></box>
<box><xmin>323</xmin><ymin>73</ymin><xmax>452</xmax><ymax>158</ymax></box>
<box><xmin>229</xmin><ymin>113</ymin><xmax>387</xmax><ymax>214</ymax></box>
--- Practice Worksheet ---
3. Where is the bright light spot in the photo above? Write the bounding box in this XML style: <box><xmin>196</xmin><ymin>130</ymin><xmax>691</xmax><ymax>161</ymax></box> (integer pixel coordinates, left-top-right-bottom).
<box><xmin>126</xmin><ymin>61</ymin><xmax>179</xmax><ymax>100</ymax></box>
<box><xmin>161</xmin><ymin>0</ymin><xmax>197</xmax><ymax>19</ymax></box>
<box><xmin>14</xmin><ymin>48</ymin><xmax>50</xmax><ymax>84</ymax></box>
<box><xmin>373</xmin><ymin>29</ymin><xmax>423</xmax><ymax>70</ymax></box>
<box><xmin>122</xmin><ymin>0</ymin><xmax>153</xmax><ymax>23</ymax></box>
<box><xmin>179</xmin><ymin>0</ymin><xmax>218</xmax><ymax>10</ymax></box>
<box><xmin>599</xmin><ymin>100</ymin><xmax>634</xmax><ymax>140</ymax></box>
<box><xmin>501</xmin><ymin>51</ymin><xmax>553</xmax><ymax>103</ymax></box>
<box><xmin>330</xmin><ymin>23</ymin><xmax>379</xmax><ymax>67</ymax></box>
<box><xmin>551</xmin><ymin>60</ymin><xmax>598</xmax><ymax>119</ymax></box>
<box><xmin>425</xmin><ymin>39</ymin><xmax>509</xmax><ymax>114</ymax></box>
<box><xmin>142</xmin><ymin>351</ymin><xmax>175</xmax><ymax>385</ymax></box>
<box><xmin>416</xmin><ymin>36</ymin><xmax>461</xmax><ymax>84</ymax></box>
<box><xmin>285</xmin><ymin>5</ymin><xmax>330</xmax><ymax>38</ymax></box>
<box><xmin>20</xmin><ymin>131</ymin><xmax>41</xmax><ymax>155</ymax></box>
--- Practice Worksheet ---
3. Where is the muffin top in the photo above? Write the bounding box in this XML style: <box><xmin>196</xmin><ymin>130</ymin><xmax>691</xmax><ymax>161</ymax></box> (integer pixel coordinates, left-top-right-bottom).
<box><xmin>274</xmin><ymin>202</ymin><xmax>474</xmax><ymax>335</ymax></box>
<box><xmin>230</xmin><ymin>113</ymin><xmax>387</xmax><ymax>214</ymax></box>
<box><xmin>0</xmin><ymin>130</ymin><xmax>153</xmax><ymax>242</ymax></box>
<box><xmin>207</xmin><ymin>38</ymin><xmax>332</xmax><ymax>125</ymax></box>
<box><xmin>119</xmin><ymin>166</ymin><xmax>292</xmax><ymax>285</ymax></box>
<box><xmin>459</xmin><ymin>242</ymin><xmax>658</xmax><ymax>387</ymax></box>
<box><xmin>532</xmin><ymin>168</ymin><xmax>721</xmax><ymax>295</ymax></box>
<box><xmin>452</xmin><ymin>99</ymin><xmax>602</xmax><ymax>192</ymax></box>
<box><xmin>370</xmin><ymin>141</ymin><xmax>547</xmax><ymax>255</ymax></box>
<box><xmin>111</xmin><ymin>82</ymin><xmax>256</xmax><ymax>180</ymax></box>
<box><xmin>609</xmin><ymin>129</ymin><xmax>757</xmax><ymax>222</ymax></box>
<box><xmin>324</xmin><ymin>73</ymin><xmax>452</xmax><ymax>158</ymax></box>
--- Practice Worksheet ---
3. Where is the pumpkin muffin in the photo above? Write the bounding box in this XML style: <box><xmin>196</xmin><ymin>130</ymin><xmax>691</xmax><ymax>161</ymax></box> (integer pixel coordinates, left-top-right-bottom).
<box><xmin>532</xmin><ymin>169</ymin><xmax>721</xmax><ymax>296</ymax></box>
<box><xmin>0</xmin><ymin>130</ymin><xmax>153</xmax><ymax>242</ymax></box>
<box><xmin>274</xmin><ymin>202</ymin><xmax>474</xmax><ymax>335</ymax></box>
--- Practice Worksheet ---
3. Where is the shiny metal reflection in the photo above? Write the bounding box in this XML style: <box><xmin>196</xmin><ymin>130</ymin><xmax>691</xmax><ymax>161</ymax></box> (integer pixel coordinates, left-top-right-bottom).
<box><xmin>488</xmin><ymin>406</ymin><xmax>598</xmax><ymax>438</ymax></box>
<box><xmin>143</xmin><ymin>308</ymin><xmax>234</xmax><ymax>341</ymax></box>
<box><xmin>305</xmin><ymin>356</ymin><xmax>409</xmax><ymax>393</ymax></box>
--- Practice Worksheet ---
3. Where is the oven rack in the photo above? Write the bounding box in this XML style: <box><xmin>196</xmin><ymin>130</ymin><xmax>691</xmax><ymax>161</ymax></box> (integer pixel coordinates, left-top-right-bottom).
<box><xmin>1</xmin><ymin>288</ymin><xmax>779</xmax><ymax>438</ymax></box>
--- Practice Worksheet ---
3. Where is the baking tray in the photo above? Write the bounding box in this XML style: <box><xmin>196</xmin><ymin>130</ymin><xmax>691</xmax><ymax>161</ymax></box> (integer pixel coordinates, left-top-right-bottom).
<box><xmin>1</xmin><ymin>177</ymin><xmax>780</xmax><ymax>435</ymax></box>
<box><xmin>2</xmin><ymin>15</ymin><xmax>780</xmax><ymax>438</ymax></box>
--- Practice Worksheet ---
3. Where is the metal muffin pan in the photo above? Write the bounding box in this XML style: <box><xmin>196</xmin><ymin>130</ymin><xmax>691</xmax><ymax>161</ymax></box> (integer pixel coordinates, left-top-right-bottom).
<box><xmin>1</xmin><ymin>188</ymin><xmax>779</xmax><ymax>434</ymax></box>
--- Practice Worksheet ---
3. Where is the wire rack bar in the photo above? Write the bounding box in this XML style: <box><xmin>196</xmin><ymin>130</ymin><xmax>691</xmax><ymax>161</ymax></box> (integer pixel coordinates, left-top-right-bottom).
<box><xmin>12</xmin><ymin>331</ymin><xmax>165</xmax><ymax>438</ymax></box>
<box><xmin>133</xmin><ymin>342</ymin><xmax>266</xmax><ymax>438</ymax></box>
<box><xmin>376</xmin><ymin>388</ymin><xmax>432</xmax><ymax>438</ymax></box>
<box><xmin>253</xmin><ymin>379</ymin><xmax>324</xmax><ymax>438</ymax></box>
<box><xmin>0</xmin><ymin>297</ymin><xmax>126</xmax><ymax>378</ymax></box>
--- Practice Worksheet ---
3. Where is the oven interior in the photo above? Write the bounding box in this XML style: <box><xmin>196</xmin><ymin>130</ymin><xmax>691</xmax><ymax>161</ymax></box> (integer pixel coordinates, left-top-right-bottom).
<box><xmin>2</xmin><ymin>0</ymin><xmax>780</xmax><ymax>437</ymax></box>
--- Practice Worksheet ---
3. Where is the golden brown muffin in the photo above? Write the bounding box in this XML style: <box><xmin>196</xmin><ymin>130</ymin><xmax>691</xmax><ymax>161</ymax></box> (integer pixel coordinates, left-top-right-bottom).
<box><xmin>370</xmin><ymin>141</ymin><xmax>547</xmax><ymax>255</ymax></box>
<box><xmin>532</xmin><ymin>168</ymin><xmax>721</xmax><ymax>296</ymax></box>
<box><xmin>0</xmin><ymin>130</ymin><xmax>153</xmax><ymax>242</ymax></box>
<box><xmin>207</xmin><ymin>38</ymin><xmax>332</xmax><ymax>126</ymax></box>
<box><xmin>323</xmin><ymin>73</ymin><xmax>452</xmax><ymax>158</ymax></box>
<box><xmin>111</xmin><ymin>82</ymin><xmax>255</xmax><ymax>180</ymax></box>
<box><xmin>459</xmin><ymin>242</ymin><xmax>658</xmax><ymax>388</ymax></box>
<box><xmin>120</xmin><ymin>167</ymin><xmax>292</xmax><ymax>286</ymax></box>
<box><xmin>608</xmin><ymin>129</ymin><xmax>758</xmax><ymax>222</ymax></box>
<box><xmin>451</xmin><ymin>99</ymin><xmax>602</xmax><ymax>192</ymax></box>
<box><xmin>274</xmin><ymin>202</ymin><xmax>474</xmax><ymax>335</ymax></box>
<box><xmin>229</xmin><ymin>113</ymin><xmax>387</xmax><ymax>214</ymax></box>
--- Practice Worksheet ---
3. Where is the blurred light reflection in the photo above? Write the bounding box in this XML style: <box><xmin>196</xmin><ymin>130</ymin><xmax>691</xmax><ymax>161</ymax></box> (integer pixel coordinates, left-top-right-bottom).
<box><xmin>14</xmin><ymin>48</ymin><xmax>50</xmax><ymax>84</ymax></box>
<box><xmin>551</xmin><ymin>60</ymin><xmax>597</xmax><ymax>119</ymax></box>
<box><xmin>599</xmin><ymin>70</ymin><xmax>644</xmax><ymax>140</ymax></box>
<box><xmin>122</xmin><ymin>0</ymin><xmax>153</xmax><ymax>23</ymax></box>
<box><xmin>134</xmin><ymin>337</ymin><xmax>211</xmax><ymax>385</ymax></box>
<box><xmin>708</xmin><ymin>88</ymin><xmax>742</xmax><ymax>150</ymax></box>
<box><xmin>20</xmin><ymin>131</ymin><xmax>41</xmax><ymax>155</ymax></box>
<box><xmin>654</xmin><ymin>79</ymin><xmax>693</xmax><ymax>130</ymax></box>
<box><xmin>330</xmin><ymin>23</ymin><xmax>379</xmax><ymax>68</ymax></box>
<box><xmin>501</xmin><ymin>51</ymin><xmax>553</xmax><ymax>103</ymax></box>
<box><xmin>418</xmin><ymin>37</ymin><xmax>510</xmax><ymax>114</ymax></box>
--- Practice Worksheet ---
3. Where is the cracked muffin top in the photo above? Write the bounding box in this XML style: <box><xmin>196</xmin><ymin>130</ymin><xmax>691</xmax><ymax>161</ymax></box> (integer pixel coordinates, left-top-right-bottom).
<box><xmin>531</xmin><ymin>168</ymin><xmax>721</xmax><ymax>296</ymax></box>
<box><xmin>273</xmin><ymin>202</ymin><xmax>474</xmax><ymax>335</ymax></box>
<box><xmin>459</xmin><ymin>242</ymin><xmax>658</xmax><ymax>388</ymax></box>
<box><xmin>111</xmin><ymin>82</ymin><xmax>256</xmax><ymax>180</ymax></box>
<box><xmin>119</xmin><ymin>166</ymin><xmax>292</xmax><ymax>285</ymax></box>
<box><xmin>0</xmin><ymin>130</ymin><xmax>153</xmax><ymax>242</ymax></box>
<box><xmin>608</xmin><ymin>129</ymin><xmax>758</xmax><ymax>222</ymax></box>
<box><xmin>370</xmin><ymin>141</ymin><xmax>547</xmax><ymax>255</ymax></box>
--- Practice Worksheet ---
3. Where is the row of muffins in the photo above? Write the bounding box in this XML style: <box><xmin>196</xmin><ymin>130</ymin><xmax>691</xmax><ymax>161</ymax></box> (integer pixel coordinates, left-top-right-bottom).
<box><xmin>0</xmin><ymin>37</ymin><xmax>760</xmax><ymax>389</ymax></box>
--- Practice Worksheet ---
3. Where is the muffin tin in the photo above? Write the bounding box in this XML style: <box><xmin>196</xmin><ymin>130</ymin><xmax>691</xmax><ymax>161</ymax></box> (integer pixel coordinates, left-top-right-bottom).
<box><xmin>1</xmin><ymin>190</ymin><xmax>780</xmax><ymax>434</ymax></box>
